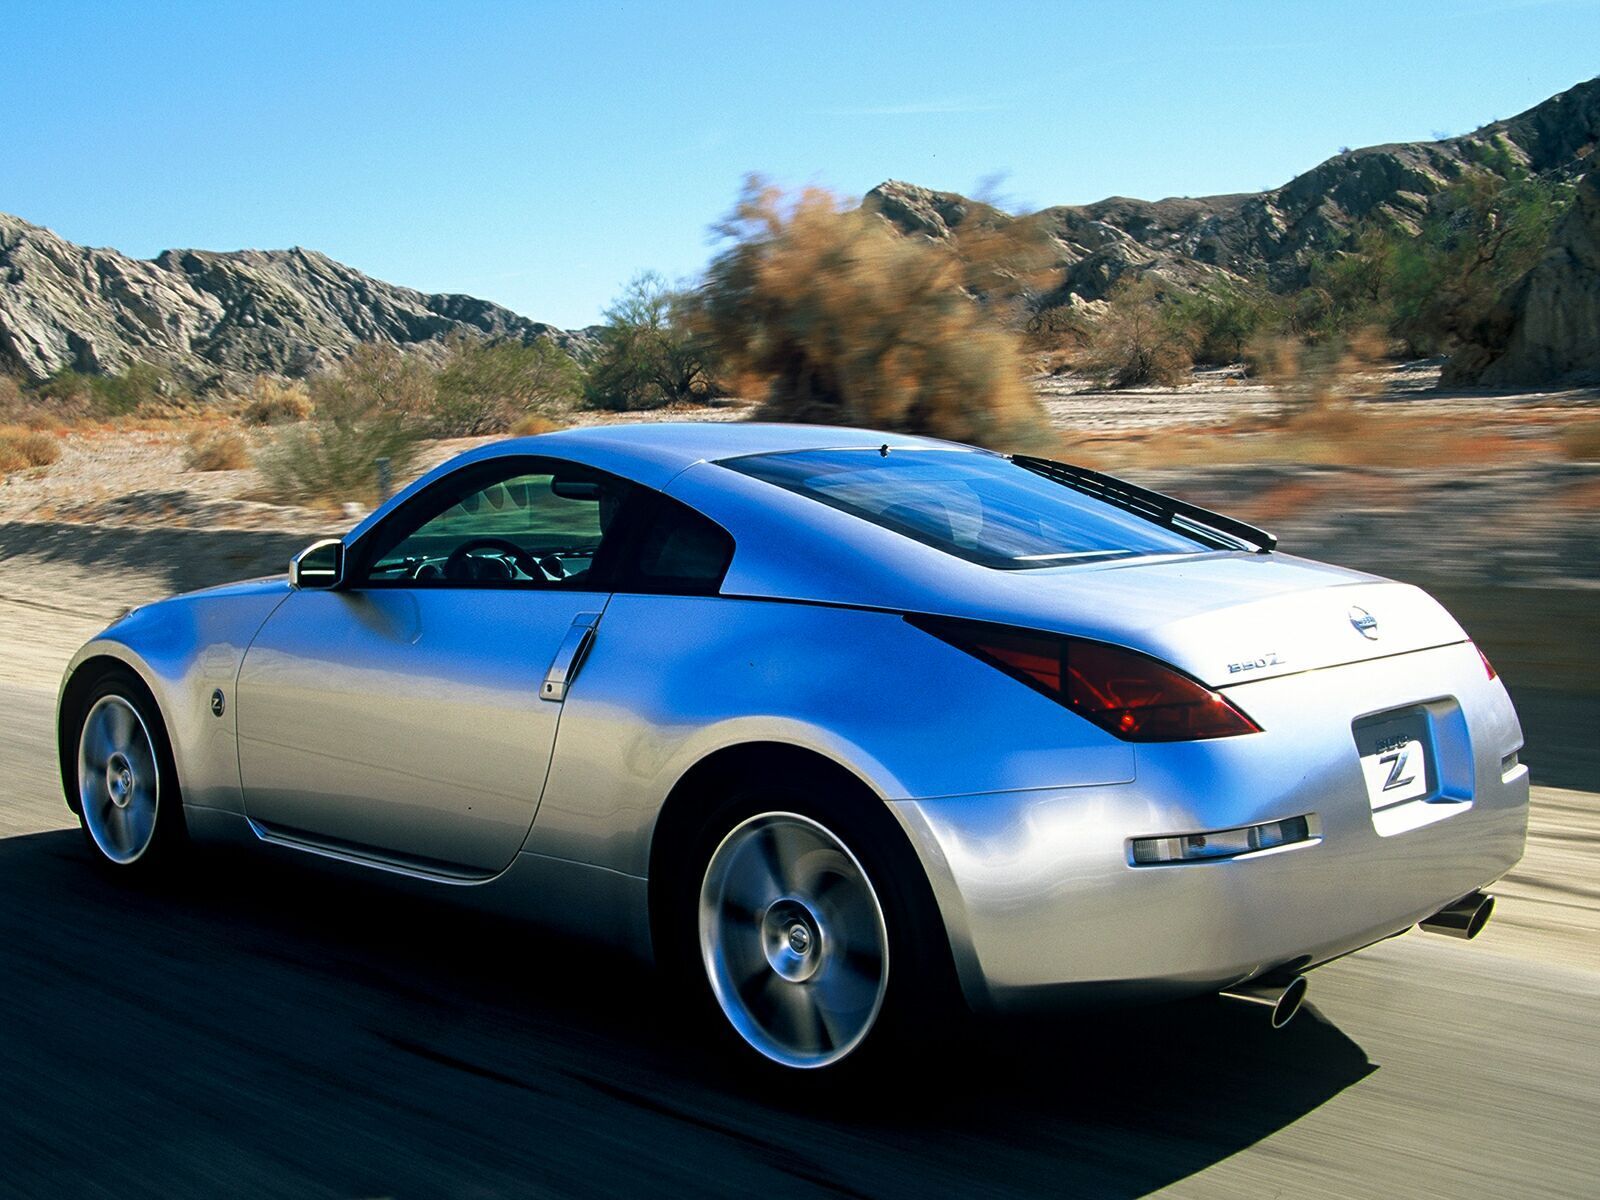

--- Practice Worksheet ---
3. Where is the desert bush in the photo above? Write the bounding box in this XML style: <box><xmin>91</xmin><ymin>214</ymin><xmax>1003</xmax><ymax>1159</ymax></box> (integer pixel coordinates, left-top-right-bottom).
<box><xmin>1168</xmin><ymin>283</ymin><xmax>1278</xmax><ymax>366</ymax></box>
<box><xmin>0</xmin><ymin>375</ymin><xmax>25</xmax><ymax>421</ymax></box>
<box><xmin>308</xmin><ymin>343</ymin><xmax>434</xmax><ymax>424</ymax></box>
<box><xmin>1560</xmin><ymin>420</ymin><xmax>1600</xmax><ymax>462</ymax></box>
<box><xmin>0</xmin><ymin>426</ymin><xmax>61</xmax><ymax>472</ymax></box>
<box><xmin>699</xmin><ymin>179</ymin><xmax>1045</xmax><ymax>447</ymax></box>
<box><xmin>185</xmin><ymin>428</ymin><xmax>252</xmax><ymax>471</ymax></box>
<box><xmin>584</xmin><ymin>273</ymin><xmax>719</xmax><ymax>411</ymax></box>
<box><xmin>31</xmin><ymin>362</ymin><xmax>188</xmax><ymax>420</ymax></box>
<box><xmin>946</xmin><ymin>214</ymin><xmax>1058</xmax><ymax>324</ymax></box>
<box><xmin>257</xmin><ymin>344</ymin><xmax>424</xmax><ymax>504</ymax></box>
<box><xmin>509</xmin><ymin>413</ymin><xmax>564</xmax><ymax>437</ymax></box>
<box><xmin>1078</xmin><ymin>275</ymin><xmax>1195</xmax><ymax>388</ymax></box>
<box><xmin>239</xmin><ymin>376</ymin><xmax>314</xmax><ymax>425</ymax></box>
<box><xmin>1251</xmin><ymin>326</ymin><xmax>1386</xmax><ymax>426</ymax></box>
<box><xmin>431</xmin><ymin>333</ymin><xmax>581</xmax><ymax>436</ymax></box>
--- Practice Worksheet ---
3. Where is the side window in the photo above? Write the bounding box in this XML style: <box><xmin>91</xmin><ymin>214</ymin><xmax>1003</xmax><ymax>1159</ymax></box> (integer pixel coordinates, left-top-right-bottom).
<box><xmin>360</xmin><ymin>462</ymin><xmax>631</xmax><ymax>588</ymax></box>
<box><xmin>619</xmin><ymin>495</ymin><xmax>735</xmax><ymax>596</ymax></box>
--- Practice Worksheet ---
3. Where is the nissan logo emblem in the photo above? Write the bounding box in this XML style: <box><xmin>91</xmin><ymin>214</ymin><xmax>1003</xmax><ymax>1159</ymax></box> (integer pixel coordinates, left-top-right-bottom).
<box><xmin>1348</xmin><ymin>607</ymin><xmax>1379</xmax><ymax>639</ymax></box>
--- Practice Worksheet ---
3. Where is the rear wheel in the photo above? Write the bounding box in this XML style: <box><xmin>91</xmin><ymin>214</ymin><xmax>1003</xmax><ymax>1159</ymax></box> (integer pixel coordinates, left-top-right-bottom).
<box><xmin>699</xmin><ymin>811</ymin><xmax>890</xmax><ymax>1070</ymax></box>
<box><xmin>670</xmin><ymin>763</ymin><xmax>960</xmax><ymax>1074</ymax></box>
<box><xmin>73</xmin><ymin>670</ymin><xmax>185</xmax><ymax>872</ymax></box>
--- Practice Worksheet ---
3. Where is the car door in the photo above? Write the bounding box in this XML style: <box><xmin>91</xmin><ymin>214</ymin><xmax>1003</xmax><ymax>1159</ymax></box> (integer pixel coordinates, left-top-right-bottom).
<box><xmin>236</xmin><ymin>455</ymin><xmax>632</xmax><ymax>876</ymax></box>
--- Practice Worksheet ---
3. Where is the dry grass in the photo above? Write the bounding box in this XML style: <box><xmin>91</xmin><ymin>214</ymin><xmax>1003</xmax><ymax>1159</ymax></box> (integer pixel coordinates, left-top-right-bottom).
<box><xmin>0</xmin><ymin>426</ymin><xmax>62</xmax><ymax>473</ymax></box>
<box><xmin>184</xmin><ymin>428</ymin><xmax>252</xmax><ymax>471</ymax></box>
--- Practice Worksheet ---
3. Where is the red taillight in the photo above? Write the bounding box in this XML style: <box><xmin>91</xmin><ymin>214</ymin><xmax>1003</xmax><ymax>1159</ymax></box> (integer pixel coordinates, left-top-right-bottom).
<box><xmin>911</xmin><ymin>617</ymin><xmax>1261</xmax><ymax>742</ymax></box>
<box><xmin>1477</xmin><ymin>645</ymin><xmax>1498</xmax><ymax>680</ymax></box>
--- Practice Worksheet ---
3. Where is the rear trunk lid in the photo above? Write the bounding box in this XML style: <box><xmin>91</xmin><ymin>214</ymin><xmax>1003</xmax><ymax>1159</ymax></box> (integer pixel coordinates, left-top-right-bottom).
<box><xmin>943</xmin><ymin>551</ymin><xmax>1471</xmax><ymax>688</ymax></box>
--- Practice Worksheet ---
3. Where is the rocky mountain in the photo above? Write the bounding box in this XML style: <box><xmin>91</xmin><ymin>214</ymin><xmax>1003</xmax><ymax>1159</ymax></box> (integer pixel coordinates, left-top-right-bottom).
<box><xmin>0</xmin><ymin>212</ymin><xmax>590</xmax><ymax>386</ymax></box>
<box><xmin>1444</xmin><ymin>167</ymin><xmax>1600</xmax><ymax>386</ymax></box>
<box><xmin>865</xmin><ymin>76</ymin><xmax>1600</xmax><ymax>307</ymax></box>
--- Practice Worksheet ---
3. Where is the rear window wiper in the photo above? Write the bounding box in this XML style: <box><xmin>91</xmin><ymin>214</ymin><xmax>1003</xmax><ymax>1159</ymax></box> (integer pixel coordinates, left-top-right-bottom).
<box><xmin>1011</xmin><ymin>456</ymin><xmax>1277</xmax><ymax>554</ymax></box>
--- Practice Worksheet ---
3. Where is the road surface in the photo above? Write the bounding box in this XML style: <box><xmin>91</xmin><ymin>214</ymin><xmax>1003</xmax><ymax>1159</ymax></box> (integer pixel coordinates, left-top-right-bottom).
<box><xmin>1</xmin><ymin>677</ymin><xmax>1596</xmax><ymax>1199</ymax></box>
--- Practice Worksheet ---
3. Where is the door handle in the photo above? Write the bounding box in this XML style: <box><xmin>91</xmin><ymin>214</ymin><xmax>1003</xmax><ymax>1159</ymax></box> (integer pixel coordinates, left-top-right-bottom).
<box><xmin>541</xmin><ymin>612</ymin><xmax>601</xmax><ymax>702</ymax></box>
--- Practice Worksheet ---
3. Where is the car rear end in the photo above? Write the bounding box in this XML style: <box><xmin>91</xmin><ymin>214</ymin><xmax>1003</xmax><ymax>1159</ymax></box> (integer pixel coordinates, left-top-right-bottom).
<box><xmin>889</xmin><ymin>591</ymin><xmax>1528</xmax><ymax>1013</ymax></box>
<box><xmin>696</xmin><ymin>442</ymin><xmax>1530</xmax><ymax>1014</ymax></box>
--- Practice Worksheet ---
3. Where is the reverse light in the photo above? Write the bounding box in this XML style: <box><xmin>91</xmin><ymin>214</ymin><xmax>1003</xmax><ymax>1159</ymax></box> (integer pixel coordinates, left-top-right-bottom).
<box><xmin>909</xmin><ymin>617</ymin><xmax>1261</xmax><ymax>742</ymax></box>
<box><xmin>1132</xmin><ymin>815</ymin><xmax>1313</xmax><ymax>865</ymax></box>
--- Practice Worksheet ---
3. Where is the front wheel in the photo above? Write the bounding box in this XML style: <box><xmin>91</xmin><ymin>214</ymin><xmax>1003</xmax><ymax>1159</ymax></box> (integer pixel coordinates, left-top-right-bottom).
<box><xmin>698</xmin><ymin>811</ymin><xmax>891</xmax><ymax>1070</ymax></box>
<box><xmin>73</xmin><ymin>670</ymin><xmax>186</xmax><ymax>872</ymax></box>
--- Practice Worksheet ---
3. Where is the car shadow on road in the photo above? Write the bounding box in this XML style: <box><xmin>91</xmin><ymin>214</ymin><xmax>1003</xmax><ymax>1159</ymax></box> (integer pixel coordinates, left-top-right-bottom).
<box><xmin>0</xmin><ymin>828</ymin><xmax>1375</xmax><ymax>1200</ymax></box>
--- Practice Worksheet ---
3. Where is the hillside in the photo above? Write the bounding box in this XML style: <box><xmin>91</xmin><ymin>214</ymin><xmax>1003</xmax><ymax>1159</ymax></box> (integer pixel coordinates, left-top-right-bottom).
<box><xmin>865</xmin><ymin>76</ymin><xmax>1600</xmax><ymax>306</ymax></box>
<box><xmin>1445</xmin><ymin>167</ymin><xmax>1600</xmax><ymax>386</ymax></box>
<box><xmin>0</xmin><ymin>213</ymin><xmax>589</xmax><ymax>386</ymax></box>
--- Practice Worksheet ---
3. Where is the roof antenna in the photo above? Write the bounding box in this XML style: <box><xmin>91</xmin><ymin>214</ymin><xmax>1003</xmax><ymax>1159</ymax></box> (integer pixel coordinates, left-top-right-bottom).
<box><xmin>879</xmin><ymin>443</ymin><xmax>890</xmax><ymax>457</ymax></box>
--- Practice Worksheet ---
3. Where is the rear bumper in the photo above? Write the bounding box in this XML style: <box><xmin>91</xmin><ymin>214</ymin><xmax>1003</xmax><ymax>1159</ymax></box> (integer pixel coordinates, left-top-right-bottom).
<box><xmin>889</xmin><ymin>642</ymin><xmax>1529</xmax><ymax>1012</ymax></box>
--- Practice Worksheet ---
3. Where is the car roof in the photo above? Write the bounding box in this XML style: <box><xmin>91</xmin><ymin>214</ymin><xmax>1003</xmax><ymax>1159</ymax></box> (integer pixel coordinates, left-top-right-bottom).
<box><xmin>490</xmin><ymin>422</ymin><xmax>973</xmax><ymax>489</ymax></box>
<box><xmin>344</xmin><ymin>420</ymin><xmax>984</xmax><ymax>550</ymax></box>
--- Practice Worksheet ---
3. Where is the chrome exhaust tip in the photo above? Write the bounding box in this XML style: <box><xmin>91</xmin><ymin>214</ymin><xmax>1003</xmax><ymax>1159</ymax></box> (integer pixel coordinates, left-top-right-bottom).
<box><xmin>1220</xmin><ymin>971</ymin><xmax>1308</xmax><ymax>1030</ymax></box>
<box><xmin>1419</xmin><ymin>891</ymin><xmax>1495</xmax><ymax>940</ymax></box>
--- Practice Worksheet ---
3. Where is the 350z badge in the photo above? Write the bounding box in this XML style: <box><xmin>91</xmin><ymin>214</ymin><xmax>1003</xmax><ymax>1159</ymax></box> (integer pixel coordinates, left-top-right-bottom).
<box><xmin>1227</xmin><ymin>651</ymin><xmax>1284</xmax><ymax>675</ymax></box>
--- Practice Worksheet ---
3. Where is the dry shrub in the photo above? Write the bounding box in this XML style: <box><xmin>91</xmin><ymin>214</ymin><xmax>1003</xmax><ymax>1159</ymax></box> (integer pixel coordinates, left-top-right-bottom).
<box><xmin>258</xmin><ymin>345</ymin><xmax>423</xmax><ymax>504</ymax></box>
<box><xmin>0</xmin><ymin>426</ymin><xmax>61</xmax><ymax>472</ymax></box>
<box><xmin>1560</xmin><ymin>420</ymin><xmax>1600</xmax><ymax>462</ymax></box>
<box><xmin>1250</xmin><ymin>326</ymin><xmax>1385</xmax><ymax>428</ymax></box>
<box><xmin>0</xmin><ymin>375</ymin><xmax>24</xmax><ymax>420</ymax></box>
<box><xmin>431</xmin><ymin>333</ymin><xmax>582</xmax><ymax>435</ymax></box>
<box><xmin>185</xmin><ymin>428</ymin><xmax>251</xmax><ymax>471</ymax></box>
<box><xmin>1079</xmin><ymin>275</ymin><xmax>1194</xmax><ymax>388</ymax></box>
<box><xmin>701</xmin><ymin>178</ymin><xmax>1046</xmax><ymax>448</ymax></box>
<box><xmin>509</xmin><ymin>413</ymin><xmax>563</xmax><ymax>437</ymax></box>
<box><xmin>240</xmin><ymin>376</ymin><xmax>314</xmax><ymax>425</ymax></box>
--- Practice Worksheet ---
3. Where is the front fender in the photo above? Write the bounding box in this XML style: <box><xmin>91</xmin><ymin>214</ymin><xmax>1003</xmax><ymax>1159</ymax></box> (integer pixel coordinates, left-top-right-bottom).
<box><xmin>58</xmin><ymin>581</ymin><xmax>291</xmax><ymax>816</ymax></box>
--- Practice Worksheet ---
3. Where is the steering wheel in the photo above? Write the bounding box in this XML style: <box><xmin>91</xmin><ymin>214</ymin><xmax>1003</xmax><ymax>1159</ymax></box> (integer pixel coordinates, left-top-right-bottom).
<box><xmin>442</xmin><ymin>537</ymin><xmax>546</xmax><ymax>582</ymax></box>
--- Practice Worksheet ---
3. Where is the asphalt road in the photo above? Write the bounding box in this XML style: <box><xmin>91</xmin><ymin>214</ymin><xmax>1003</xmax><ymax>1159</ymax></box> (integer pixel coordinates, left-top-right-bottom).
<box><xmin>2</xmin><ymin>679</ymin><xmax>1597</xmax><ymax>1200</ymax></box>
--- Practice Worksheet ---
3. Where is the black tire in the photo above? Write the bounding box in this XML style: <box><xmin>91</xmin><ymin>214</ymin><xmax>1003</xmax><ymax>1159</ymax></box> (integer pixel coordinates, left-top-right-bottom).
<box><xmin>69</xmin><ymin>667</ymin><xmax>188</xmax><ymax>875</ymax></box>
<box><xmin>662</xmin><ymin>760</ymin><xmax>961</xmax><ymax>1077</ymax></box>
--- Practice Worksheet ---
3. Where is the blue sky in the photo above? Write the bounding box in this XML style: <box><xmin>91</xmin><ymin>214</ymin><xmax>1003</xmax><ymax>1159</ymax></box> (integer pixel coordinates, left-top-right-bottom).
<box><xmin>2</xmin><ymin>1</ymin><xmax>1596</xmax><ymax>327</ymax></box>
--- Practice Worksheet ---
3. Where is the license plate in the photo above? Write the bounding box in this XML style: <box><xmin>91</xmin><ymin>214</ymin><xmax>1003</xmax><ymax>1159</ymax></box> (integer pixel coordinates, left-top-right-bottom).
<box><xmin>1354</xmin><ymin>711</ymin><xmax>1432</xmax><ymax>810</ymax></box>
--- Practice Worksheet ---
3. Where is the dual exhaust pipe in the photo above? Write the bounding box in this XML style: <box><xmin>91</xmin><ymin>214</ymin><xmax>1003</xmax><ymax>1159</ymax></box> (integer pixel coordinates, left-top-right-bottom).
<box><xmin>1220</xmin><ymin>890</ymin><xmax>1496</xmax><ymax>1030</ymax></box>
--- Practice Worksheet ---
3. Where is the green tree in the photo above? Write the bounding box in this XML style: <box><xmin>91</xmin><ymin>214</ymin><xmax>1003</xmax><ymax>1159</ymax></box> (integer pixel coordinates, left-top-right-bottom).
<box><xmin>583</xmin><ymin>272</ymin><xmax>718</xmax><ymax>411</ymax></box>
<box><xmin>1388</xmin><ymin>168</ymin><xmax>1571</xmax><ymax>354</ymax></box>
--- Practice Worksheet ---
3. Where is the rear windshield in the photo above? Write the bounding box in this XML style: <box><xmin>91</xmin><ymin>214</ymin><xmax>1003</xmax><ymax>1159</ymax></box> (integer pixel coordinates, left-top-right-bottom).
<box><xmin>722</xmin><ymin>448</ymin><xmax>1211</xmax><ymax>569</ymax></box>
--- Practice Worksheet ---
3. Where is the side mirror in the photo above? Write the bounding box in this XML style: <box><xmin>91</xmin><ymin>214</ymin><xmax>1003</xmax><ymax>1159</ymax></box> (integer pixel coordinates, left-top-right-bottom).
<box><xmin>289</xmin><ymin>539</ymin><xmax>346</xmax><ymax>590</ymax></box>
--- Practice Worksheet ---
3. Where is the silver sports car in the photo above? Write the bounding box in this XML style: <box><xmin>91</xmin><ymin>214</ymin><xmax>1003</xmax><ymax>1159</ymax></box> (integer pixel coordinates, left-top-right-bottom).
<box><xmin>59</xmin><ymin>423</ymin><xmax>1529</xmax><ymax>1070</ymax></box>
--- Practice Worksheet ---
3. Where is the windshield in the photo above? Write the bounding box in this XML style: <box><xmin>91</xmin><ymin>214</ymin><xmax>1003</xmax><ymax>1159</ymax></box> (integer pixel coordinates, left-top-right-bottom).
<box><xmin>721</xmin><ymin>448</ymin><xmax>1212</xmax><ymax>569</ymax></box>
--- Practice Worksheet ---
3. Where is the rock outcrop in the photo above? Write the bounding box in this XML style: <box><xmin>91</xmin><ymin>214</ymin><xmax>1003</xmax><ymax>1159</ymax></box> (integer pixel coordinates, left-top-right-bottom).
<box><xmin>0</xmin><ymin>213</ymin><xmax>589</xmax><ymax>385</ymax></box>
<box><xmin>866</xmin><ymin>76</ymin><xmax>1600</xmax><ymax>304</ymax></box>
<box><xmin>1443</xmin><ymin>169</ymin><xmax>1600</xmax><ymax>387</ymax></box>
